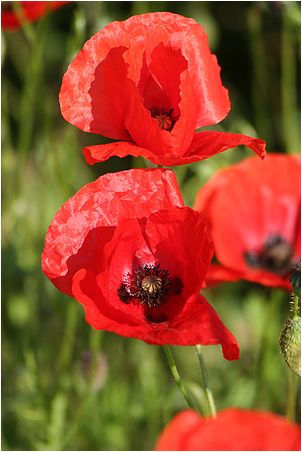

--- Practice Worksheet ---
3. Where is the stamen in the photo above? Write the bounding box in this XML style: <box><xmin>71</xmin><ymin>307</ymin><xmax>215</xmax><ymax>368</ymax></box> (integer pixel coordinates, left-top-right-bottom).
<box><xmin>245</xmin><ymin>235</ymin><xmax>294</xmax><ymax>275</ymax></box>
<box><xmin>117</xmin><ymin>263</ymin><xmax>183</xmax><ymax>311</ymax></box>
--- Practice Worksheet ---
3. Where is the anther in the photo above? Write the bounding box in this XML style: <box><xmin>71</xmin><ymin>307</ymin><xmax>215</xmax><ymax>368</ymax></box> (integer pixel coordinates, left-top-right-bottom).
<box><xmin>245</xmin><ymin>235</ymin><xmax>294</xmax><ymax>275</ymax></box>
<box><xmin>117</xmin><ymin>263</ymin><xmax>183</xmax><ymax>310</ymax></box>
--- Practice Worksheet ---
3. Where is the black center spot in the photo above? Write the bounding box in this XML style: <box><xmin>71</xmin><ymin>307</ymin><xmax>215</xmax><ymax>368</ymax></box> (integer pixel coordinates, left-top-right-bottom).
<box><xmin>245</xmin><ymin>235</ymin><xmax>294</xmax><ymax>276</ymax></box>
<box><xmin>117</xmin><ymin>263</ymin><xmax>183</xmax><ymax>308</ymax></box>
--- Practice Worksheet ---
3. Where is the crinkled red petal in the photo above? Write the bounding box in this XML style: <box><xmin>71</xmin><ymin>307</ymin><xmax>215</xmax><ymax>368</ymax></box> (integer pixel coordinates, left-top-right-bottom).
<box><xmin>42</xmin><ymin>168</ymin><xmax>184</xmax><ymax>285</ymax></box>
<box><xmin>42</xmin><ymin>172</ymin><xmax>238</xmax><ymax>356</ymax></box>
<box><xmin>155</xmin><ymin>408</ymin><xmax>301</xmax><ymax>451</ymax></box>
<box><xmin>82</xmin><ymin>142</ymin><xmax>192</xmax><ymax>167</ymax></box>
<box><xmin>184</xmin><ymin>130</ymin><xmax>266</xmax><ymax>162</ymax></box>
<box><xmin>83</xmin><ymin>129</ymin><xmax>266</xmax><ymax>167</ymax></box>
<box><xmin>82</xmin><ymin>142</ymin><xmax>158</xmax><ymax>165</ymax></box>
<box><xmin>144</xmin><ymin>208</ymin><xmax>213</xmax><ymax>303</ymax></box>
<box><xmin>72</xmin><ymin>268</ymin><xmax>240</xmax><ymax>357</ymax></box>
<box><xmin>59</xmin><ymin>12</ymin><xmax>230</xmax><ymax>158</ymax></box>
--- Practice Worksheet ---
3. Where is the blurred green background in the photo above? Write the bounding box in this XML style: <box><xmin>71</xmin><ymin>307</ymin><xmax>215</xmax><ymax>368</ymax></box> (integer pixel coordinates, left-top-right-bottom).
<box><xmin>2</xmin><ymin>1</ymin><xmax>300</xmax><ymax>450</ymax></box>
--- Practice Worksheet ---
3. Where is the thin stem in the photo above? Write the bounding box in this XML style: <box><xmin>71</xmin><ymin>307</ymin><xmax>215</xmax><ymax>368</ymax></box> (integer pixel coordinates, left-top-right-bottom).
<box><xmin>247</xmin><ymin>6</ymin><xmax>270</xmax><ymax>143</ymax></box>
<box><xmin>12</xmin><ymin>1</ymin><xmax>35</xmax><ymax>44</ymax></box>
<box><xmin>17</xmin><ymin>11</ymin><xmax>49</xmax><ymax>158</ymax></box>
<box><xmin>286</xmin><ymin>370</ymin><xmax>299</xmax><ymax>422</ymax></box>
<box><xmin>89</xmin><ymin>329</ymin><xmax>103</xmax><ymax>383</ymax></box>
<box><xmin>57</xmin><ymin>302</ymin><xmax>78</xmax><ymax>371</ymax></box>
<box><xmin>195</xmin><ymin>345</ymin><xmax>217</xmax><ymax>418</ymax></box>
<box><xmin>281</xmin><ymin>4</ymin><xmax>299</xmax><ymax>153</ymax></box>
<box><xmin>163</xmin><ymin>345</ymin><xmax>196</xmax><ymax>411</ymax></box>
<box><xmin>252</xmin><ymin>289</ymin><xmax>283</xmax><ymax>406</ymax></box>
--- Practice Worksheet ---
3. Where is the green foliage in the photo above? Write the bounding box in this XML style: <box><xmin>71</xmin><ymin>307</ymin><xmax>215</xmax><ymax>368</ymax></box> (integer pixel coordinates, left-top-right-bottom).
<box><xmin>2</xmin><ymin>2</ymin><xmax>300</xmax><ymax>450</ymax></box>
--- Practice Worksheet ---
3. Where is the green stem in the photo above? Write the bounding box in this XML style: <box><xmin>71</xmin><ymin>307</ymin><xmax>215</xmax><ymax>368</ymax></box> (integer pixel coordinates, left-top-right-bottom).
<box><xmin>281</xmin><ymin>4</ymin><xmax>299</xmax><ymax>153</ymax></box>
<box><xmin>286</xmin><ymin>370</ymin><xmax>299</xmax><ymax>422</ymax></box>
<box><xmin>247</xmin><ymin>5</ymin><xmax>270</xmax><ymax>143</ymax></box>
<box><xmin>12</xmin><ymin>1</ymin><xmax>35</xmax><ymax>44</ymax></box>
<box><xmin>89</xmin><ymin>329</ymin><xmax>103</xmax><ymax>383</ymax></box>
<box><xmin>17</xmin><ymin>11</ymin><xmax>49</xmax><ymax>158</ymax></box>
<box><xmin>252</xmin><ymin>289</ymin><xmax>283</xmax><ymax>406</ymax></box>
<box><xmin>195</xmin><ymin>345</ymin><xmax>217</xmax><ymax>418</ymax></box>
<box><xmin>57</xmin><ymin>302</ymin><xmax>78</xmax><ymax>370</ymax></box>
<box><xmin>163</xmin><ymin>345</ymin><xmax>196</xmax><ymax>411</ymax></box>
<box><xmin>291</xmin><ymin>293</ymin><xmax>300</xmax><ymax>318</ymax></box>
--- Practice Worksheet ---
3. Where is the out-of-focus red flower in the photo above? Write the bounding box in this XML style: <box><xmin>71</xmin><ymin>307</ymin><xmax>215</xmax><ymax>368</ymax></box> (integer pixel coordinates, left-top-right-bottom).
<box><xmin>42</xmin><ymin>167</ymin><xmax>239</xmax><ymax>359</ymax></box>
<box><xmin>59</xmin><ymin>12</ymin><xmax>266</xmax><ymax>167</ymax></box>
<box><xmin>155</xmin><ymin>408</ymin><xmax>301</xmax><ymax>451</ymax></box>
<box><xmin>1</xmin><ymin>1</ymin><xmax>69</xmax><ymax>30</ymax></box>
<box><xmin>194</xmin><ymin>154</ymin><xmax>300</xmax><ymax>289</ymax></box>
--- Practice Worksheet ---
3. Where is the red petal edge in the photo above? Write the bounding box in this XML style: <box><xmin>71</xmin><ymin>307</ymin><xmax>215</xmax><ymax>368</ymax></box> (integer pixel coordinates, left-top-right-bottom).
<box><xmin>185</xmin><ymin>130</ymin><xmax>266</xmax><ymax>162</ymax></box>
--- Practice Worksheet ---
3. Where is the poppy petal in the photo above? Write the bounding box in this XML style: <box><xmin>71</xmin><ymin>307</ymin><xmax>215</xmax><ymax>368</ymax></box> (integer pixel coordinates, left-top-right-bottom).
<box><xmin>42</xmin><ymin>168</ymin><xmax>184</xmax><ymax>286</ymax></box>
<box><xmin>59</xmin><ymin>12</ymin><xmax>235</xmax><ymax>165</ymax></box>
<box><xmin>71</xmin><ymin>268</ymin><xmax>240</xmax><ymax>358</ymax></box>
<box><xmin>145</xmin><ymin>208</ymin><xmax>213</xmax><ymax>302</ymax></box>
<box><xmin>185</xmin><ymin>130</ymin><xmax>266</xmax><ymax>161</ymax></box>
<box><xmin>205</xmin><ymin>264</ymin><xmax>242</xmax><ymax>287</ymax></box>
<box><xmin>60</xmin><ymin>46</ymin><xmax>133</xmax><ymax>139</ymax></box>
<box><xmin>195</xmin><ymin>154</ymin><xmax>300</xmax><ymax>288</ymax></box>
<box><xmin>164</xmin><ymin>293</ymin><xmax>240</xmax><ymax>360</ymax></box>
<box><xmin>82</xmin><ymin>141</ymin><xmax>196</xmax><ymax>167</ymax></box>
<box><xmin>155</xmin><ymin>410</ymin><xmax>202</xmax><ymax>451</ymax></box>
<box><xmin>205</xmin><ymin>264</ymin><xmax>291</xmax><ymax>290</ymax></box>
<box><xmin>156</xmin><ymin>408</ymin><xmax>301</xmax><ymax>451</ymax></box>
<box><xmin>82</xmin><ymin>142</ymin><xmax>157</xmax><ymax>165</ymax></box>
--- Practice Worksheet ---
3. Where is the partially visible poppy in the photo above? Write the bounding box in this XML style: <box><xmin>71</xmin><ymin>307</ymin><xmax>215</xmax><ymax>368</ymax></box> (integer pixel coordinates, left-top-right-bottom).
<box><xmin>194</xmin><ymin>154</ymin><xmax>300</xmax><ymax>289</ymax></box>
<box><xmin>1</xmin><ymin>1</ymin><xmax>69</xmax><ymax>30</ymax></box>
<box><xmin>59</xmin><ymin>12</ymin><xmax>266</xmax><ymax>167</ymax></box>
<box><xmin>42</xmin><ymin>166</ymin><xmax>239</xmax><ymax>359</ymax></box>
<box><xmin>155</xmin><ymin>408</ymin><xmax>301</xmax><ymax>451</ymax></box>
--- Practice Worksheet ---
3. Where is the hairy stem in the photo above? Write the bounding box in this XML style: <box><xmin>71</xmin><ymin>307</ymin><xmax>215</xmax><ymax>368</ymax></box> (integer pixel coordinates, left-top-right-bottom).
<box><xmin>195</xmin><ymin>345</ymin><xmax>217</xmax><ymax>418</ymax></box>
<box><xmin>286</xmin><ymin>370</ymin><xmax>299</xmax><ymax>422</ymax></box>
<box><xmin>163</xmin><ymin>345</ymin><xmax>196</xmax><ymax>411</ymax></box>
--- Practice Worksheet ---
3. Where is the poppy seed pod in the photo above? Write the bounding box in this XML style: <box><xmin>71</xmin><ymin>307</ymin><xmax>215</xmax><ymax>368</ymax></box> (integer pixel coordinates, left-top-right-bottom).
<box><xmin>280</xmin><ymin>294</ymin><xmax>301</xmax><ymax>376</ymax></box>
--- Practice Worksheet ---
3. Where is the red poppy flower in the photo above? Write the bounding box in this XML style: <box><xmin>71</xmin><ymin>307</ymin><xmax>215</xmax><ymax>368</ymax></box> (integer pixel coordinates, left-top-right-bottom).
<box><xmin>155</xmin><ymin>408</ymin><xmax>301</xmax><ymax>451</ymax></box>
<box><xmin>59</xmin><ymin>12</ymin><xmax>266</xmax><ymax>167</ymax></box>
<box><xmin>42</xmin><ymin>167</ymin><xmax>239</xmax><ymax>359</ymax></box>
<box><xmin>1</xmin><ymin>1</ymin><xmax>69</xmax><ymax>30</ymax></box>
<box><xmin>194</xmin><ymin>154</ymin><xmax>300</xmax><ymax>289</ymax></box>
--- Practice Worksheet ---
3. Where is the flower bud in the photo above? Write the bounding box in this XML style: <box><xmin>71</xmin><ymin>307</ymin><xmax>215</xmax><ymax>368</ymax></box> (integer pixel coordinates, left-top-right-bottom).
<box><xmin>279</xmin><ymin>315</ymin><xmax>301</xmax><ymax>376</ymax></box>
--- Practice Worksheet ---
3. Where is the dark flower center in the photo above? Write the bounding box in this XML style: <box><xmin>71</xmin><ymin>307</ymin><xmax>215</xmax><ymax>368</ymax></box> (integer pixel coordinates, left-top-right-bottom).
<box><xmin>154</xmin><ymin>112</ymin><xmax>174</xmax><ymax>131</ymax></box>
<box><xmin>151</xmin><ymin>108</ymin><xmax>176</xmax><ymax>132</ymax></box>
<box><xmin>117</xmin><ymin>263</ymin><xmax>183</xmax><ymax>308</ymax></box>
<box><xmin>245</xmin><ymin>235</ymin><xmax>294</xmax><ymax>276</ymax></box>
